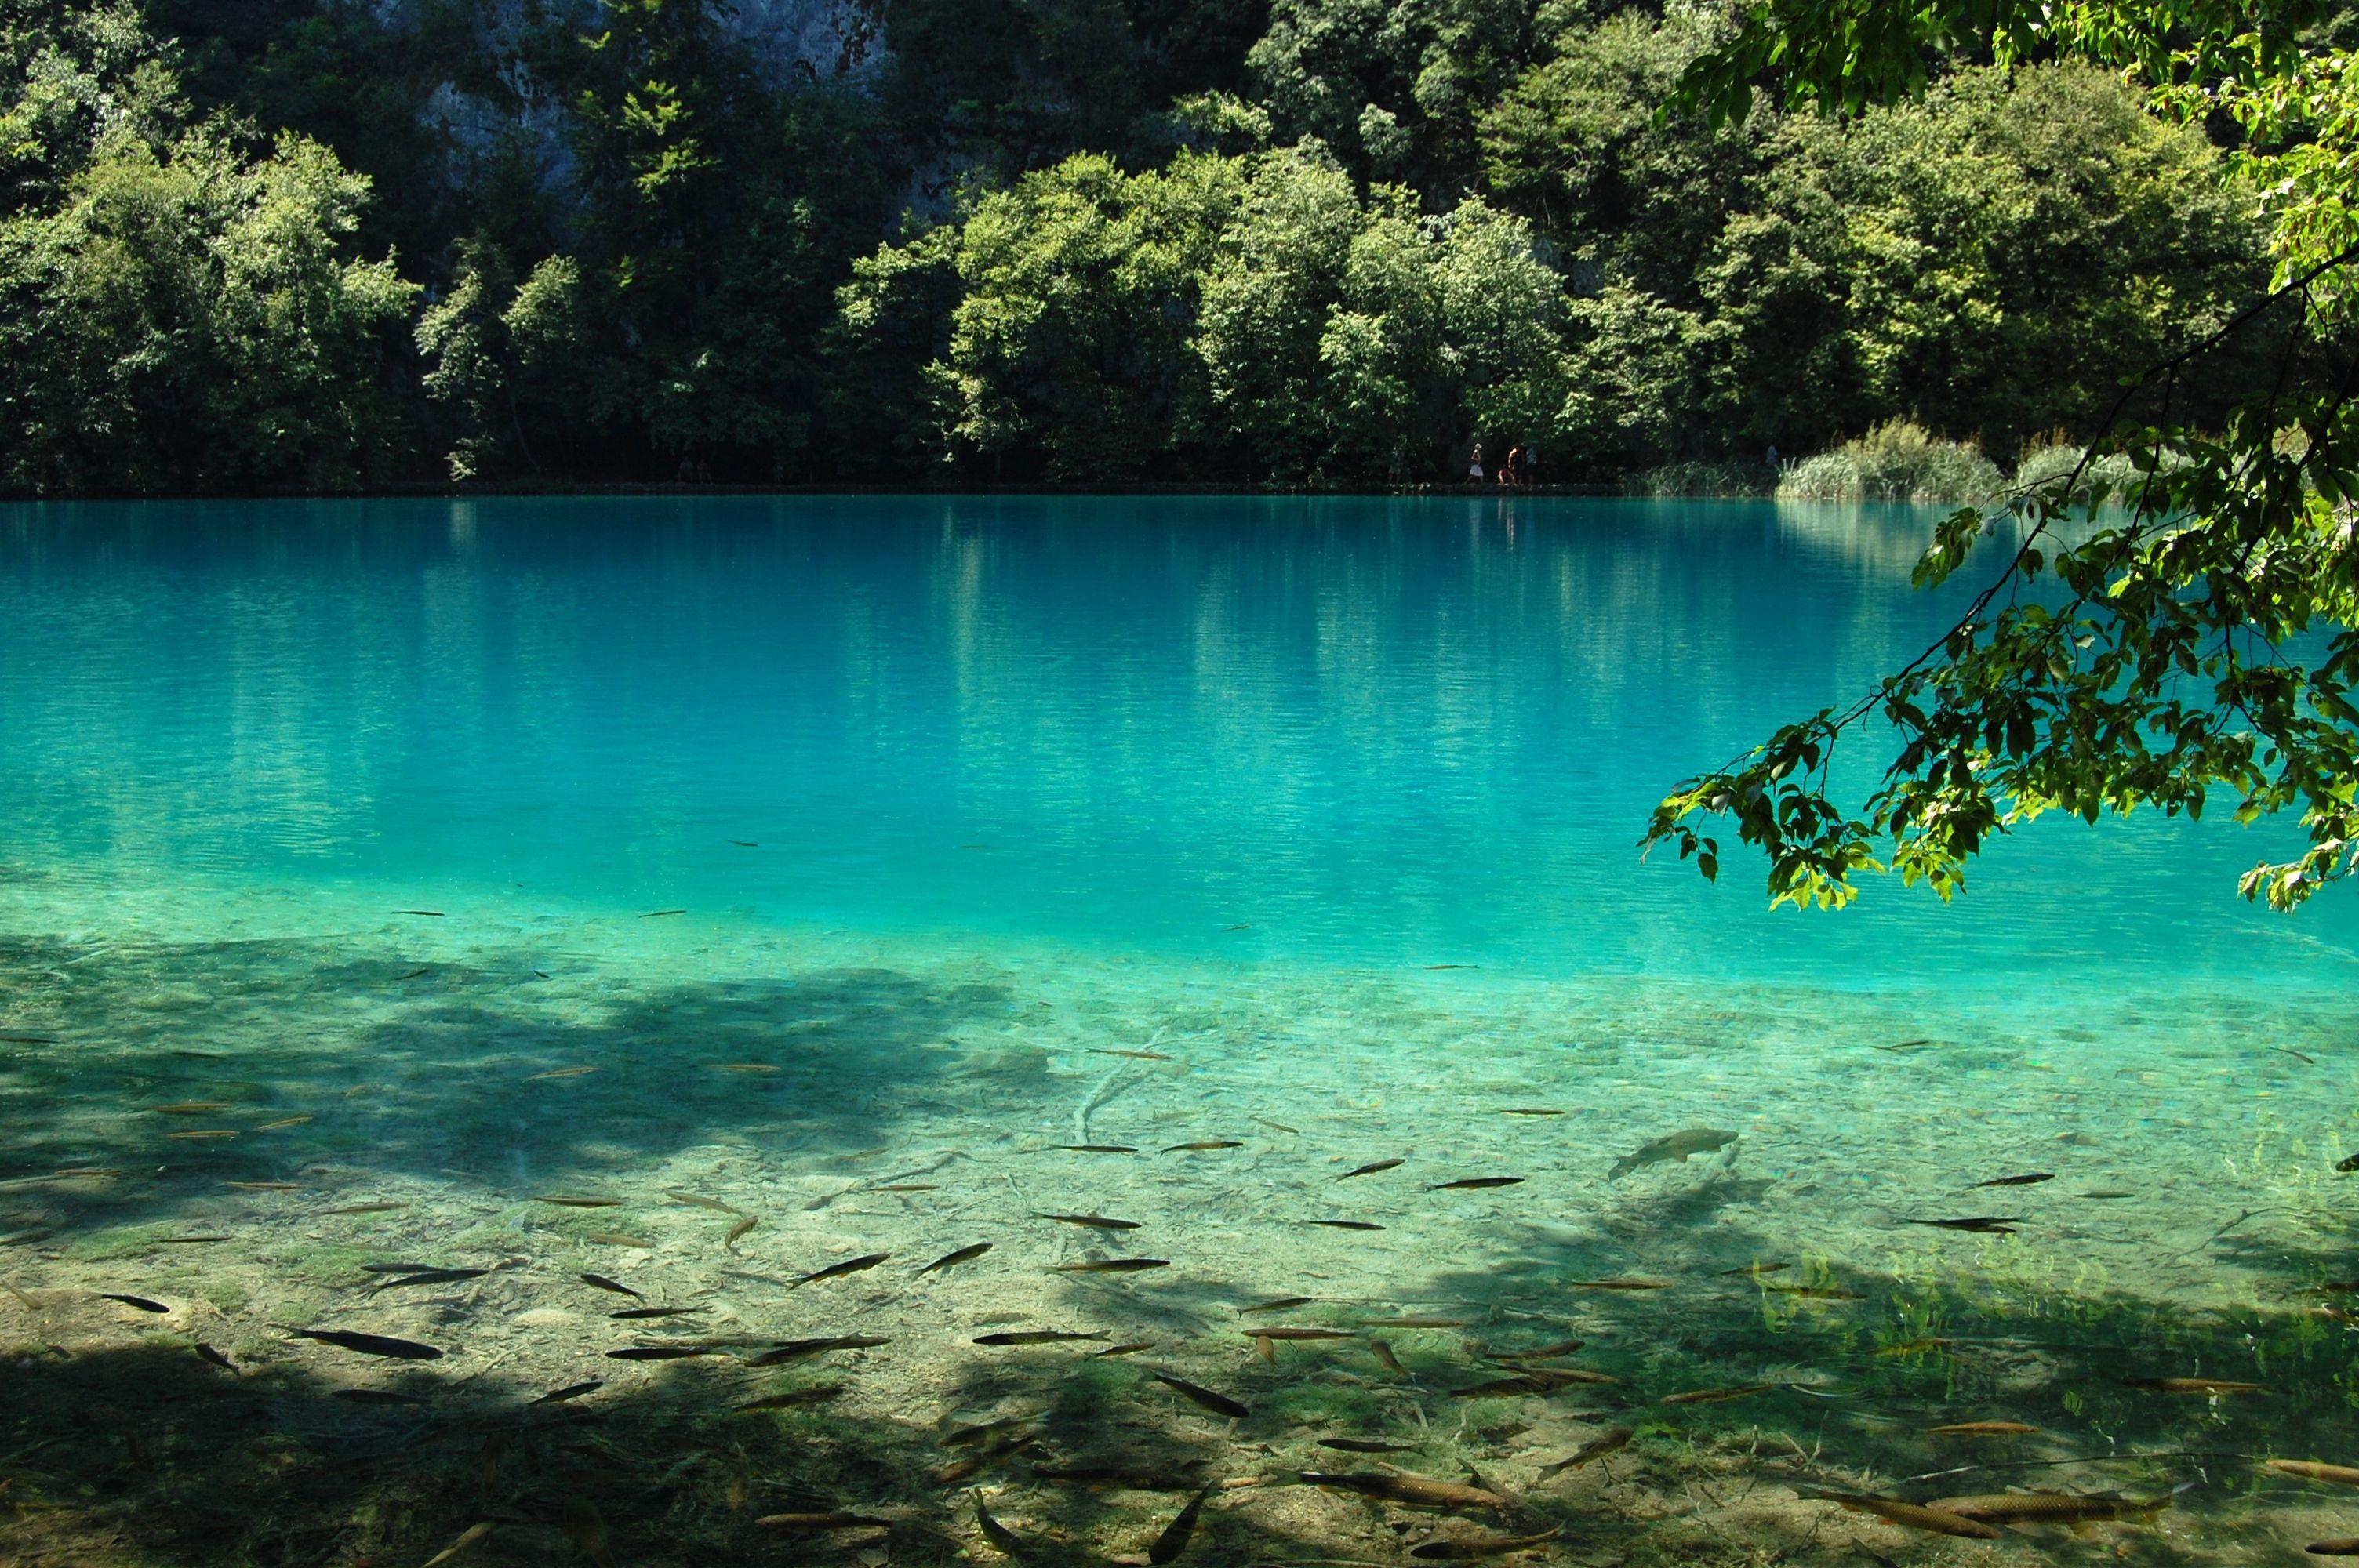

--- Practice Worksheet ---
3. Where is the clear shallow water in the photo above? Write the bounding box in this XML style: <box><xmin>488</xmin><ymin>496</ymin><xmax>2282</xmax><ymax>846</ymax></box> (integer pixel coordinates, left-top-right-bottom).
<box><xmin>2</xmin><ymin>495</ymin><xmax>2357</xmax><ymax>1568</ymax></box>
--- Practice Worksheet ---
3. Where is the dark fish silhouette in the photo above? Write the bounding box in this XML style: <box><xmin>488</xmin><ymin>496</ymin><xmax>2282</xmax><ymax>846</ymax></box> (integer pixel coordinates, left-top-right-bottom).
<box><xmin>1153</xmin><ymin>1372</ymin><xmax>1249</xmax><ymax>1418</ymax></box>
<box><xmin>1338</xmin><ymin>1159</ymin><xmax>1404</xmax><ymax>1181</ymax></box>
<box><xmin>974</xmin><ymin>1330</ymin><xmax>1108</xmax><ymax>1345</ymax></box>
<box><xmin>1427</xmin><ymin>1177</ymin><xmax>1524</xmax><ymax>1191</ymax></box>
<box><xmin>748</xmin><ymin>1334</ymin><xmax>889</xmax><ymax>1366</ymax></box>
<box><xmin>920</xmin><ymin>1243</ymin><xmax>993</xmax><ymax>1275</ymax></box>
<box><xmin>282</xmin><ymin>1327</ymin><xmax>443</xmax><ymax>1360</ymax></box>
<box><xmin>794</xmin><ymin>1252</ymin><xmax>889</xmax><ymax>1287</ymax></box>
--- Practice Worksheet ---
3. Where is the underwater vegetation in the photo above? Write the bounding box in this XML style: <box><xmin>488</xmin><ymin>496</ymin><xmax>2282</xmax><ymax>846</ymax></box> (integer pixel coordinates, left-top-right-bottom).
<box><xmin>5</xmin><ymin>913</ymin><xmax>2359</xmax><ymax>1568</ymax></box>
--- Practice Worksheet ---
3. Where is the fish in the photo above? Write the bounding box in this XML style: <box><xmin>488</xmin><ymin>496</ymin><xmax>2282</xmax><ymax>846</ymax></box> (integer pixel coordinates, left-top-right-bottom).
<box><xmin>163</xmin><ymin>1235</ymin><xmax>229</xmax><ymax>1244</ymax></box>
<box><xmin>2309</xmin><ymin>1541</ymin><xmax>2359</xmax><ymax>1556</ymax></box>
<box><xmin>1428</xmin><ymin>1177</ymin><xmax>1524</xmax><ymax>1191</ymax></box>
<box><xmin>2270</xmin><ymin>1460</ymin><xmax>2359</xmax><ymax>1487</ymax></box>
<box><xmin>755</xmin><ymin>1512</ymin><xmax>893</xmax><ymax>1530</ymax></box>
<box><xmin>1967</xmin><ymin>1173</ymin><xmax>2055</xmax><ymax>1189</ymax></box>
<box><xmin>193</xmin><ymin>1343</ymin><xmax>234</xmax><ymax>1371</ymax></box>
<box><xmin>1794</xmin><ymin>1488</ymin><xmax>2000</xmax><ymax>1539</ymax></box>
<box><xmin>589</xmin><ymin>1234</ymin><xmax>652</xmax><ymax>1247</ymax></box>
<box><xmin>100</xmin><ymin>1293</ymin><xmax>169</xmax><ymax>1312</ymax></box>
<box><xmin>727</xmin><ymin>840</ymin><xmax>760</xmax><ymax>848</ymax></box>
<box><xmin>581</xmin><ymin>1272</ymin><xmax>642</xmax><ymax>1298</ymax></box>
<box><xmin>1660</xmin><ymin>1384</ymin><xmax>1768</xmax><ymax>1405</ymax></box>
<box><xmin>534</xmin><ymin>1381</ymin><xmax>605</xmax><ymax>1404</ymax></box>
<box><xmin>606</xmin><ymin>1345</ymin><xmax>718</xmax><ymax>1360</ymax></box>
<box><xmin>150</xmin><ymin>1102</ymin><xmax>231</xmax><ymax>1114</ymax></box>
<box><xmin>1153</xmin><ymin>1372</ymin><xmax>1249</xmax><ymax>1418</ymax></box>
<box><xmin>794</xmin><ymin>1252</ymin><xmax>889</xmax><ymax>1287</ymax></box>
<box><xmin>360</xmin><ymin>1261</ymin><xmax>442</xmax><ymax>1274</ymax></box>
<box><xmin>724</xmin><ymin>1215</ymin><xmax>758</xmax><ymax>1250</ymax></box>
<box><xmin>1054</xmin><ymin>1145</ymin><xmax>1139</xmax><ymax>1154</ymax></box>
<box><xmin>1095</xmin><ymin>1048</ymin><xmax>1173</xmax><ymax>1062</ymax></box>
<box><xmin>325</xmin><ymin>1202</ymin><xmax>409</xmax><ymax>1214</ymax></box>
<box><xmin>535</xmin><ymin>1195</ymin><xmax>621</xmax><ymax>1207</ymax></box>
<box><xmin>2123</xmin><ymin>1376</ymin><xmax>2270</xmax><ymax>1394</ymax></box>
<box><xmin>165</xmin><ymin>1130</ymin><xmax>237</xmax><ymax>1140</ymax></box>
<box><xmin>1252</xmin><ymin>1118</ymin><xmax>1300</xmax><ymax>1134</ymax></box>
<box><xmin>1410</xmin><ymin>1527</ymin><xmax>1562</xmax><ymax>1559</ymax></box>
<box><xmin>1875</xmin><ymin>1038</ymin><xmax>1936</xmax><ymax>1053</ymax></box>
<box><xmin>973</xmin><ymin>1494</ymin><xmax>1030</xmax><ymax>1557</ymax></box>
<box><xmin>1306</xmin><ymin>1220</ymin><xmax>1385</xmax><ymax>1231</ymax></box>
<box><xmin>734</xmin><ymin>1385</ymin><xmax>845</xmax><ymax>1412</ymax></box>
<box><xmin>1369</xmin><ymin>1341</ymin><xmax>1407</xmax><ymax>1375</ymax></box>
<box><xmin>641</xmin><ymin>909</ymin><xmax>687</xmax><ymax>918</ymax></box>
<box><xmin>974</xmin><ymin>1330</ymin><xmax>1109</xmax><ymax>1346</ymax></box>
<box><xmin>375</xmin><ymin>1268</ymin><xmax>489</xmax><ymax>1290</ymax></box>
<box><xmin>1458</xmin><ymin>1371</ymin><xmax>1613</xmax><ymax>1396</ymax></box>
<box><xmin>392</xmin><ymin>909</ymin><xmax>445</xmax><ymax>916</ymax></box>
<box><xmin>335</xmin><ymin>1388</ymin><xmax>428</xmax><ymax>1406</ymax></box>
<box><xmin>1149</xmin><ymin>1487</ymin><xmax>1212</xmax><ymax>1563</ymax></box>
<box><xmin>944</xmin><ymin>1416</ymin><xmax>1036</xmax><ymax>1448</ymax></box>
<box><xmin>1928</xmin><ymin>1491</ymin><xmax>2172</xmax><ymax>1524</ymax></box>
<box><xmin>2341</xmin><ymin>1154</ymin><xmax>2359</xmax><ymax>1174</ymax></box>
<box><xmin>716</xmin><ymin>1062</ymin><xmax>780</xmax><ymax>1073</ymax></box>
<box><xmin>1299</xmin><ymin>1472</ymin><xmax>1508</xmax><ymax>1510</ymax></box>
<box><xmin>1538</xmin><ymin>1426</ymin><xmax>1634</xmax><ymax>1476</ymax></box>
<box><xmin>1221</xmin><ymin>923</ymin><xmax>1252</xmax><ymax>931</ymax></box>
<box><xmin>1163</xmin><ymin>1141</ymin><xmax>1243</xmax><ymax>1153</ymax></box>
<box><xmin>254</xmin><ymin>1116</ymin><xmax>314</xmax><ymax>1131</ymax></box>
<box><xmin>871</xmin><ymin>1184</ymin><xmax>938</xmax><ymax>1192</ymax></box>
<box><xmin>1608</xmin><ymin>1128</ymin><xmax>1738</xmax><ymax>1180</ymax></box>
<box><xmin>1096</xmin><ymin>1341</ymin><xmax>1158</xmax><ymax>1357</ymax></box>
<box><xmin>611</xmin><ymin>1305</ymin><xmax>708</xmax><ymax>1319</ymax></box>
<box><xmin>1055</xmin><ymin>1258</ymin><xmax>1171</xmax><ymax>1273</ymax></box>
<box><xmin>920</xmin><ymin>1243</ymin><xmax>993</xmax><ymax>1275</ymax></box>
<box><xmin>421</xmin><ymin>1522</ymin><xmax>494</xmax><ymax>1568</ymax></box>
<box><xmin>1930</xmin><ymin>1421</ymin><xmax>2041</xmax><ymax>1436</ymax></box>
<box><xmin>1037</xmin><ymin>1214</ymin><xmax>1140</xmax><ymax>1230</ymax></box>
<box><xmin>1721</xmin><ymin>1261</ymin><xmax>1790</xmax><ymax>1276</ymax></box>
<box><xmin>1423</xmin><ymin>964</ymin><xmax>1478</xmax><ymax>971</ymax></box>
<box><xmin>1909</xmin><ymin>1216</ymin><xmax>2023</xmax><ymax>1234</ymax></box>
<box><xmin>282</xmin><ymin>1327</ymin><xmax>444</xmax><ymax>1360</ymax></box>
<box><xmin>1765</xmin><ymin>1284</ymin><xmax>1866</xmax><ymax>1300</ymax></box>
<box><xmin>1320</xmin><ymin>1438</ymin><xmax>1417</xmax><ymax>1454</ymax></box>
<box><xmin>1338</xmin><ymin>1159</ymin><xmax>1405</xmax><ymax>1181</ymax></box>
<box><xmin>1566</xmin><ymin>1277</ymin><xmax>1667</xmax><ymax>1291</ymax></box>
<box><xmin>665</xmin><ymin>1189</ymin><xmax>745</xmax><ymax>1214</ymax></box>
<box><xmin>527</xmin><ymin>1066</ymin><xmax>600</xmax><ymax>1080</ymax></box>
<box><xmin>2276</xmin><ymin>1047</ymin><xmax>2317</xmax><ymax>1064</ymax></box>
<box><xmin>1245</xmin><ymin>1327</ymin><xmax>1355</xmax><ymax>1341</ymax></box>
<box><xmin>1244</xmin><ymin>1297</ymin><xmax>1317</xmax><ymax>1314</ymax></box>
<box><xmin>0</xmin><ymin>1034</ymin><xmax>57</xmax><ymax>1044</ymax></box>
<box><xmin>1501</xmin><ymin>1109</ymin><xmax>1565</xmax><ymax>1117</ymax></box>
<box><xmin>395</xmin><ymin>967</ymin><xmax>431</xmax><ymax>981</ymax></box>
<box><xmin>749</xmin><ymin>1335</ymin><xmax>889</xmax><ymax>1366</ymax></box>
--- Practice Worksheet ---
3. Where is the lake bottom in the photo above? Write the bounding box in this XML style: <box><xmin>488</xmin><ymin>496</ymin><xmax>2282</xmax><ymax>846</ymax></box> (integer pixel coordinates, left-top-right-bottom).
<box><xmin>4</xmin><ymin>877</ymin><xmax>2358</xmax><ymax>1566</ymax></box>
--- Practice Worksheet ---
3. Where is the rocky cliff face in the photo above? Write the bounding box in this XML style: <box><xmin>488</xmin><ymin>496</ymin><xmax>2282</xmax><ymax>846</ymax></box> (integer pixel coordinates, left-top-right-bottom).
<box><xmin>391</xmin><ymin>0</ymin><xmax>889</xmax><ymax>196</ymax></box>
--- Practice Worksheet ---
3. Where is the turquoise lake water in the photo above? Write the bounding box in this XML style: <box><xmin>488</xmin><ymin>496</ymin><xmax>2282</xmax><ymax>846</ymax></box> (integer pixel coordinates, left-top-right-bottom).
<box><xmin>4</xmin><ymin>495</ymin><xmax>2358</xmax><ymax>1566</ymax></box>
<box><xmin>2</xmin><ymin>494</ymin><xmax>2350</xmax><ymax>985</ymax></box>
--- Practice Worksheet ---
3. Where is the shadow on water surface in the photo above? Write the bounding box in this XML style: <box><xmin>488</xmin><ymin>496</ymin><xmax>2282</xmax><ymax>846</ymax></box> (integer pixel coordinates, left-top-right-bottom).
<box><xmin>9</xmin><ymin>927</ymin><xmax>2359</xmax><ymax>1564</ymax></box>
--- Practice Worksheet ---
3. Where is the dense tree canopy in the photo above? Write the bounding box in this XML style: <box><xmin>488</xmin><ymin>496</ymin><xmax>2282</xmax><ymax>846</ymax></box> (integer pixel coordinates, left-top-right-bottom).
<box><xmin>1644</xmin><ymin>0</ymin><xmax>2359</xmax><ymax>911</ymax></box>
<box><xmin>0</xmin><ymin>0</ymin><xmax>2303</xmax><ymax>493</ymax></box>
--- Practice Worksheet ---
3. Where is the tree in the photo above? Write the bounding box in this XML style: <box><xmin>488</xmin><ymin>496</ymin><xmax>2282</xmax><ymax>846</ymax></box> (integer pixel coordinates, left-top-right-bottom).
<box><xmin>0</xmin><ymin>3</ymin><xmax>417</xmax><ymax>493</ymax></box>
<box><xmin>1644</xmin><ymin>0</ymin><xmax>2359</xmax><ymax>912</ymax></box>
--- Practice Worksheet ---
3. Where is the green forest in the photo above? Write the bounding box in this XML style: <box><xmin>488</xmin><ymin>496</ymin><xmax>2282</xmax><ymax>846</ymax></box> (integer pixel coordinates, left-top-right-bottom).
<box><xmin>0</xmin><ymin>0</ymin><xmax>2297</xmax><ymax>492</ymax></box>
